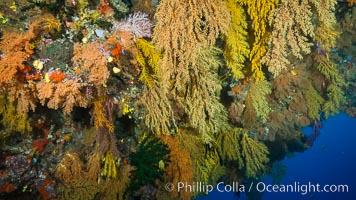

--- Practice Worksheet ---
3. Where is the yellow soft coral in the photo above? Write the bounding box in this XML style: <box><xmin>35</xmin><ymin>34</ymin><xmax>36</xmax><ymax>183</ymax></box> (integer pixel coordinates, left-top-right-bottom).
<box><xmin>223</xmin><ymin>0</ymin><xmax>250</xmax><ymax>80</ymax></box>
<box><xmin>102</xmin><ymin>151</ymin><xmax>118</xmax><ymax>179</ymax></box>
<box><xmin>239</xmin><ymin>0</ymin><xmax>279</xmax><ymax>81</ymax></box>
<box><xmin>0</xmin><ymin>95</ymin><xmax>32</xmax><ymax>135</ymax></box>
<box><xmin>121</xmin><ymin>98</ymin><xmax>134</xmax><ymax>116</ymax></box>
<box><xmin>136</xmin><ymin>38</ymin><xmax>161</xmax><ymax>87</ymax></box>
<box><xmin>43</xmin><ymin>17</ymin><xmax>61</xmax><ymax>34</ymax></box>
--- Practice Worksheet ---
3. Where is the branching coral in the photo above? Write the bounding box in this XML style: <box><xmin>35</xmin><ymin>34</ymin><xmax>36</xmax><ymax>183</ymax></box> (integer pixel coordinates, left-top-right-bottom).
<box><xmin>216</xmin><ymin>126</ymin><xmax>243</xmax><ymax>163</ymax></box>
<box><xmin>127</xmin><ymin>135</ymin><xmax>170</xmax><ymax>197</ymax></box>
<box><xmin>0</xmin><ymin>14</ymin><xmax>62</xmax><ymax>117</ymax></box>
<box><xmin>138</xmin><ymin>83</ymin><xmax>175</xmax><ymax>135</ymax></box>
<box><xmin>135</xmin><ymin>38</ymin><xmax>161</xmax><ymax>87</ymax></box>
<box><xmin>158</xmin><ymin>135</ymin><xmax>194</xmax><ymax>200</ymax></box>
<box><xmin>102</xmin><ymin>151</ymin><xmax>118</xmax><ymax>179</ymax></box>
<box><xmin>239</xmin><ymin>0</ymin><xmax>279</xmax><ymax>81</ymax></box>
<box><xmin>268</xmin><ymin>107</ymin><xmax>296</xmax><ymax>139</ymax></box>
<box><xmin>239</xmin><ymin>129</ymin><xmax>269</xmax><ymax>178</ymax></box>
<box><xmin>148</xmin><ymin>0</ymin><xmax>231</xmax><ymax>142</ymax></box>
<box><xmin>99</xmin><ymin>166</ymin><xmax>132</xmax><ymax>200</ymax></box>
<box><xmin>0</xmin><ymin>1</ymin><xmax>352</xmax><ymax>199</ymax></box>
<box><xmin>223</xmin><ymin>0</ymin><xmax>250</xmax><ymax>80</ymax></box>
<box><xmin>262</xmin><ymin>0</ymin><xmax>314</xmax><ymax>77</ymax></box>
<box><xmin>93</xmin><ymin>97</ymin><xmax>115</xmax><ymax>133</ymax></box>
<box><xmin>55</xmin><ymin>151</ymin><xmax>84</xmax><ymax>184</ymax></box>
<box><xmin>272</xmin><ymin>68</ymin><xmax>307</xmax><ymax>99</ymax></box>
<box><xmin>112</xmin><ymin>12</ymin><xmax>152</xmax><ymax>38</ymax></box>
<box><xmin>7</xmin><ymin>82</ymin><xmax>37</xmax><ymax>114</ymax></box>
<box><xmin>36</xmin><ymin>80</ymin><xmax>89</xmax><ymax>114</ymax></box>
<box><xmin>245</xmin><ymin>80</ymin><xmax>271</xmax><ymax>123</ymax></box>
<box><xmin>176</xmin><ymin>46</ymin><xmax>228</xmax><ymax>143</ymax></box>
<box><xmin>55</xmin><ymin>149</ymin><xmax>124</xmax><ymax>199</ymax></box>
<box><xmin>217</xmin><ymin>128</ymin><xmax>269</xmax><ymax>178</ymax></box>
<box><xmin>0</xmin><ymin>51</ymin><xmax>28</xmax><ymax>87</ymax></box>
<box><xmin>153</xmin><ymin>0</ymin><xmax>230</xmax><ymax>56</ymax></box>
<box><xmin>309</xmin><ymin>0</ymin><xmax>339</xmax><ymax>52</ymax></box>
<box><xmin>195</xmin><ymin>150</ymin><xmax>224</xmax><ymax>188</ymax></box>
<box><xmin>336</xmin><ymin>7</ymin><xmax>356</xmax><ymax>56</ymax></box>
<box><xmin>0</xmin><ymin>95</ymin><xmax>32</xmax><ymax>134</ymax></box>
<box><xmin>0</xmin><ymin>14</ymin><xmax>60</xmax><ymax>54</ymax></box>
<box><xmin>152</xmin><ymin>0</ymin><xmax>229</xmax><ymax>92</ymax></box>
<box><xmin>317</xmin><ymin>58</ymin><xmax>347</xmax><ymax>118</ymax></box>
<box><xmin>305</xmin><ymin>84</ymin><xmax>325</xmax><ymax>120</ymax></box>
<box><xmin>262</xmin><ymin>0</ymin><xmax>339</xmax><ymax>78</ymax></box>
<box><xmin>72</xmin><ymin>42</ymin><xmax>110</xmax><ymax>87</ymax></box>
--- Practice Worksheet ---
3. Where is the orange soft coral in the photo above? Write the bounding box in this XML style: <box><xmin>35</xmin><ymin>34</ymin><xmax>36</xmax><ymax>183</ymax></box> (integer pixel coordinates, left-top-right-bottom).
<box><xmin>49</xmin><ymin>70</ymin><xmax>66</xmax><ymax>83</ymax></box>
<box><xmin>103</xmin><ymin>35</ymin><xmax>122</xmax><ymax>60</ymax></box>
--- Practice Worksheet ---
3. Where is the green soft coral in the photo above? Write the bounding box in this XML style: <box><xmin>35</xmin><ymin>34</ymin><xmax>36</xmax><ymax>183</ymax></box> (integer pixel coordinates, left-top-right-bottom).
<box><xmin>305</xmin><ymin>85</ymin><xmax>324</xmax><ymax>120</ymax></box>
<box><xmin>239</xmin><ymin>129</ymin><xmax>269</xmax><ymax>178</ymax></box>
<box><xmin>216</xmin><ymin>126</ymin><xmax>243</xmax><ymax>164</ymax></box>
<box><xmin>126</xmin><ymin>135</ymin><xmax>170</xmax><ymax>196</ymax></box>
<box><xmin>216</xmin><ymin>128</ymin><xmax>269</xmax><ymax>178</ymax></box>
<box><xmin>247</xmin><ymin>80</ymin><xmax>272</xmax><ymax>123</ymax></box>
<box><xmin>317</xmin><ymin>59</ymin><xmax>347</xmax><ymax>118</ymax></box>
<box><xmin>195</xmin><ymin>150</ymin><xmax>224</xmax><ymax>185</ymax></box>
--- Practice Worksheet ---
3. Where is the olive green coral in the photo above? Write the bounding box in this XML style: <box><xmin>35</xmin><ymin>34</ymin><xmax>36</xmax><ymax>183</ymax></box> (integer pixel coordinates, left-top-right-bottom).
<box><xmin>247</xmin><ymin>80</ymin><xmax>272</xmax><ymax>123</ymax></box>
<box><xmin>0</xmin><ymin>95</ymin><xmax>32</xmax><ymax>135</ymax></box>
<box><xmin>317</xmin><ymin>59</ymin><xmax>347</xmax><ymax>118</ymax></box>
<box><xmin>216</xmin><ymin>128</ymin><xmax>269</xmax><ymax>178</ymax></box>
<box><xmin>305</xmin><ymin>84</ymin><xmax>325</xmax><ymax>120</ymax></box>
<box><xmin>239</xmin><ymin>129</ymin><xmax>269</xmax><ymax>178</ymax></box>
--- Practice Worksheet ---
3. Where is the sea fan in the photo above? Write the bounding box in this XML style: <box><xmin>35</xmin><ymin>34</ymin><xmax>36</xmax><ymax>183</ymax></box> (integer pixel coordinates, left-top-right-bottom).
<box><xmin>112</xmin><ymin>12</ymin><xmax>152</xmax><ymax>38</ymax></box>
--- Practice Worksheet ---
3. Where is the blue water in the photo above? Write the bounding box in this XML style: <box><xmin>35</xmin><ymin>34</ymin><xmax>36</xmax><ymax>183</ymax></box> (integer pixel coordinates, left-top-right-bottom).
<box><xmin>199</xmin><ymin>113</ymin><xmax>356</xmax><ymax>200</ymax></box>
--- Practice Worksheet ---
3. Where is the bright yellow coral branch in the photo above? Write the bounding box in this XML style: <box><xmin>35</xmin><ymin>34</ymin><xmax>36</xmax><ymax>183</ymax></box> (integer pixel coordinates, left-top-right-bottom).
<box><xmin>239</xmin><ymin>0</ymin><xmax>279</xmax><ymax>81</ymax></box>
<box><xmin>223</xmin><ymin>0</ymin><xmax>250</xmax><ymax>80</ymax></box>
<box><xmin>136</xmin><ymin>38</ymin><xmax>162</xmax><ymax>87</ymax></box>
<box><xmin>102</xmin><ymin>151</ymin><xmax>118</xmax><ymax>179</ymax></box>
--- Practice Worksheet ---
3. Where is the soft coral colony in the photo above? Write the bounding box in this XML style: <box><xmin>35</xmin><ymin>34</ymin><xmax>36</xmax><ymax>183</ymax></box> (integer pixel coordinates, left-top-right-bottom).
<box><xmin>0</xmin><ymin>0</ymin><xmax>355</xmax><ymax>199</ymax></box>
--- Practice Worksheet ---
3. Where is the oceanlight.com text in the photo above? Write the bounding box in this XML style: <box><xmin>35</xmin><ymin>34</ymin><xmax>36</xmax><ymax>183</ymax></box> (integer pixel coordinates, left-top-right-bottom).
<box><xmin>255</xmin><ymin>181</ymin><xmax>349</xmax><ymax>195</ymax></box>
